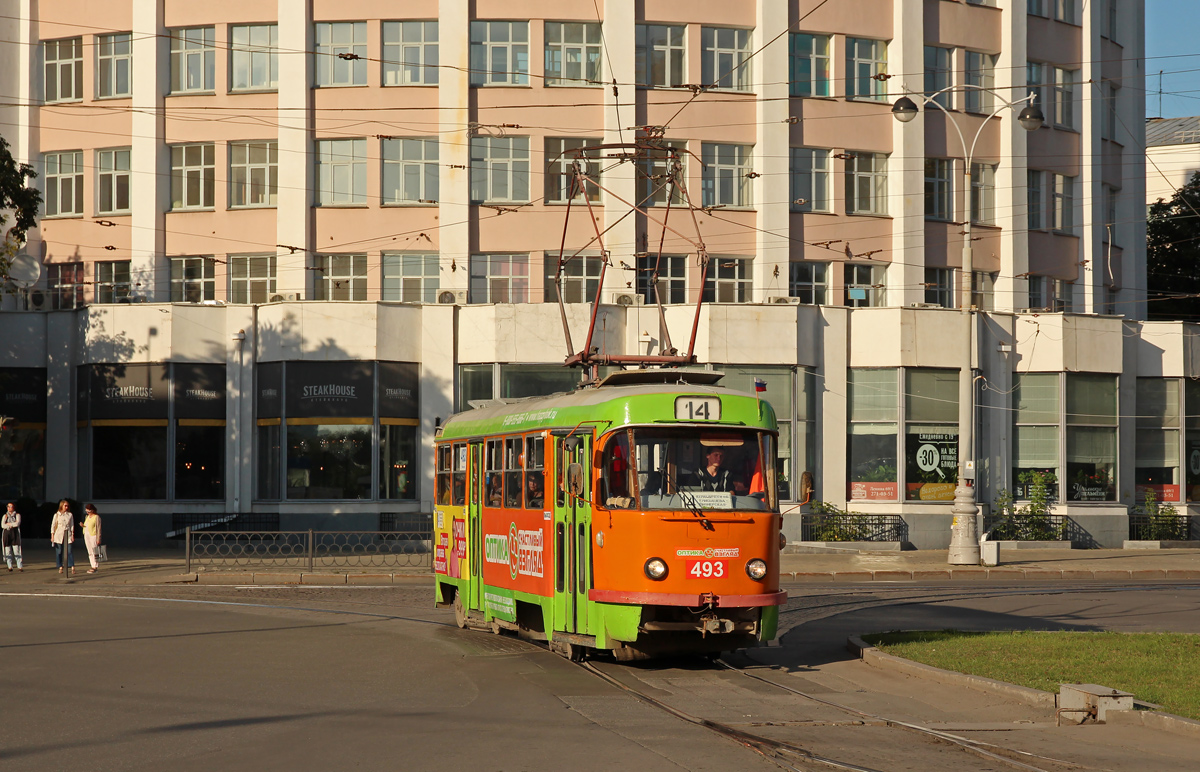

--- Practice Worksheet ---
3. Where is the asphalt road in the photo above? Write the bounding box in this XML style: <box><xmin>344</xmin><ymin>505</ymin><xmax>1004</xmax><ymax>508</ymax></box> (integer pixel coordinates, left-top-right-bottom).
<box><xmin>4</xmin><ymin>581</ymin><xmax>1200</xmax><ymax>771</ymax></box>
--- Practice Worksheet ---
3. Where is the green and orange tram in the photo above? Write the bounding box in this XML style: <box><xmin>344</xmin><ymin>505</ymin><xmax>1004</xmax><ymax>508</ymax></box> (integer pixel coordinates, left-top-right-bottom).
<box><xmin>432</xmin><ymin>369</ymin><xmax>786</xmax><ymax>660</ymax></box>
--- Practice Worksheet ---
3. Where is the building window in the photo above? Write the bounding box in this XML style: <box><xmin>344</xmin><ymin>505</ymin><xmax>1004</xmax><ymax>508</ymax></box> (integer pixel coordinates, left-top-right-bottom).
<box><xmin>314</xmin><ymin>254</ymin><xmax>367</xmax><ymax>300</ymax></box>
<box><xmin>469</xmin><ymin>254</ymin><xmax>530</xmax><ymax>304</ymax></box>
<box><xmin>1066</xmin><ymin>373</ymin><xmax>1117</xmax><ymax>501</ymax></box>
<box><xmin>1104</xmin><ymin>0</ymin><xmax>1118</xmax><ymax>42</ymax></box>
<box><xmin>43</xmin><ymin>151</ymin><xmax>84</xmax><ymax>217</ymax></box>
<box><xmin>1102</xmin><ymin>83</ymin><xmax>1119</xmax><ymax>141</ymax></box>
<box><xmin>97</xmin><ymin>33</ymin><xmax>132</xmax><ymax>98</ymax></box>
<box><xmin>470</xmin><ymin>136</ymin><xmax>530</xmax><ymax>203</ymax></box>
<box><xmin>229</xmin><ymin>255</ymin><xmax>277</xmax><ymax>304</ymax></box>
<box><xmin>315</xmin><ymin>22</ymin><xmax>367</xmax><ymax>87</ymax></box>
<box><xmin>1136</xmin><ymin>378</ymin><xmax>1181</xmax><ymax>502</ymax></box>
<box><xmin>845</xmin><ymin>263</ymin><xmax>885</xmax><ymax>307</ymax></box>
<box><xmin>382</xmin><ymin>138</ymin><xmax>439</xmax><ymax>205</ymax></box>
<box><xmin>924</xmin><ymin>268</ymin><xmax>954</xmax><ymax>308</ymax></box>
<box><xmin>1104</xmin><ymin>185</ymin><xmax>1120</xmax><ymax>246</ymax></box>
<box><xmin>971</xmin><ymin>163</ymin><xmax>995</xmax><ymax>224</ymax></box>
<box><xmin>170</xmin><ymin>27</ymin><xmax>215</xmax><ymax>93</ymax></box>
<box><xmin>382</xmin><ymin>253</ymin><xmax>440</xmax><ymax>303</ymax></box>
<box><xmin>1051</xmin><ymin>173</ymin><xmax>1074</xmax><ymax>232</ymax></box>
<box><xmin>702</xmin><ymin>27</ymin><xmax>752</xmax><ymax>91</ymax></box>
<box><xmin>287</xmin><ymin>424</ymin><xmax>372</xmax><ymax>499</ymax></box>
<box><xmin>790</xmin><ymin>33</ymin><xmax>830</xmax><ymax>97</ymax></box>
<box><xmin>924</xmin><ymin>158</ymin><xmax>952</xmax><ymax>221</ymax></box>
<box><xmin>97</xmin><ymin>148</ymin><xmax>131</xmax><ymax>215</ymax></box>
<box><xmin>845</xmin><ymin>152</ymin><xmax>887</xmax><ymax>215</ymax></box>
<box><xmin>1185</xmin><ymin>382</ymin><xmax>1200</xmax><ymax>502</ymax></box>
<box><xmin>1026</xmin><ymin>62</ymin><xmax>1045</xmax><ymax>117</ymax></box>
<box><xmin>636</xmin><ymin>25</ymin><xmax>685</xmax><ymax>88</ymax></box>
<box><xmin>48</xmin><ymin>263</ymin><xmax>85</xmax><ymax>309</ymax></box>
<box><xmin>1028</xmin><ymin>0</ymin><xmax>1048</xmax><ymax>17</ymax></box>
<box><xmin>788</xmin><ymin>262</ymin><xmax>827</xmax><ymax>304</ymax></box>
<box><xmin>1028</xmin><ymin>170</ymin><xmax>1044</xmax><ymax>230</ymax></box>
<box><xmin>316</xmin><ymin>138</ymin><xmax>367</xmax><ymax>205</ymax></box>
<box><xmin>846</xmin><ymin>38</ymin><xmax>887</xmax><ymax>100</ymax></box>
<box><xmin>170</xmin><ymin>257</ymin><xmax>216</xmax><ymax>302</ymax></box>
<box><xmin>971</xmin><ymin>271</ymin><xmax>996</xmax><ymax>311</ymax></box>
<box><xmin>545</xmin><ymin>138</ymin><xmax>601</xmax><ymax>203</ymax></box>
<box><xmin>638</xmin><ymin>142</ymin><xmax>686</xmax><ymax>206</ymax></box>
<box><xmin>545</xmin><ymin>22</ymin><xmax>601</xmax><ymax>86</ymax></box>
<box><xmin>470</xmin><ymin>21</ymin><xmax>529</xmax><ymax>86</ymax></box>
<box><xmin>702</xmin><ymin>143</ymin><xmax>753</xmax><ymax>208</ymax></box>
<box><xmin>702</xmin><ymin>257</ymin><xmax>751</xmax><ymax>303</ymax></box>
<box><xmin>380</xmin><ymin>423</ymin><xmax>417</xmax><ymax>500</ymax></box>
<box><xmin>1028</xmin><ymin>276</ymin><xmax>1072</xmax><ymax>312</ymax></box>
<box><xmin>923</xmin><ymin>46</ymin><xmax>952</xmax><ymax>108</ymax></box>
<box><xmin>1053</xmin><ymin>0</ymin><xmax>1076</xmax><ymax>24</ymax></box>
<box><xmin>44</xmin><ymin>37</ymin><xmax>83</xmax><ymax>103</ymax></box>
<box><xmin>1053</xmin><ymin>68</ymin><xmax>1075</xmax><ymax>129</ymax></box>
<box><xmin>383</xmin><ymin>21</ymin><xmax>439</xmax><ymax>86</ymax></box>
<box><xmin>95</xmin><ymin>260</ymin><xmax>131</xmax><ymax>303</ymax></box>
<box><xmin>229</xmin><ymin>141</ymin><xmax>277</xmax><ymax>208</ymax></box>
<box><xmin>231</xmin><ymin>24</ymin><xmax>278</xmax><ymax>90</ymax></box>
<box><xmin>790</xmin><ymin>148</ymin><xmax>831</xmax><ymax>212</ymax></box>
<box><xmin>964</xmin><ymin>51</ymin><xmax>995</xmax><ymax>113</ymax></box>
<box><xmin>905</xmin><ymin>369</ymin><xmax>959</xmax><ymax>501</ymax></box>
<box><xmin>170</xmin><ymin>143</ymin><xmax>216</xmax><ymax>210</ymax></box>
<box><xmin>544</xmin><ymin>254</ymin><xmax>603</xmax><ymax>303</ymax></box>
<box><xmin>636</xmin><ymin>254</ymin><xmax>686</xmax><ymax>304</ymax></box>
<box><xmin>848</xmin><ymin>368</ymin><xmax>898</xmax><ymax>501</ymax></box>
<box><xmin>1012</xmin><ymin>373</ymin><xmax>1059</xmax><ymax>499</ymax></box>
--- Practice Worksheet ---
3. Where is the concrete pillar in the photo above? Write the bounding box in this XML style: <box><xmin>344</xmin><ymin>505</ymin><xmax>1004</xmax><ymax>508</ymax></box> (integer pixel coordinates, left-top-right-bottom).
<box><xmin>996</xmin><ymin>0</ymin><xmax>1029</xmax><ymax>313</ymax></box>
<box><xmin>226</xmin><ymin>306</ymin><xmax>255</xmax><ymax>514</ymax></box>
<box><xmin>601</xmin><ymin>0</ymin><xmax>636</xmax><ymax>298</ymax></box>
<box><xmin>889</xmin><ymin>0</ymin><xmax>925</xmax><ymax>307</ymax></box>
<box><xmin>820</xmin><ymin>307</ymin><xmax>848</xmax><ymax>506</ymax></box>
<box><xmin>420</xmin><ymin>305</ymin><xmax>456</xmax><ymax>505</ymax></box>
<box><xmin>1079</xmin><ymin>2</ymin><xmax>1101</xmax><ymax>314</ymax></box>
<box><xmin>439</xmin><ymin>0</ymin><xmax>471</xmax><ymax>295</ymax></box>
<box><xmin>44</xmin><ymin>312</ymin><xmax>77</xmax><ymax>498</ymax></box>
<box><xmin>276</xmin><ymin>0</ymin><xmax>314</xmax><ymax>297</ymax></box>
<box><xmin>754</xmin><ymin>0</ymin><xmax>790</xmax><ymax>300</ymax></box>
<box><xmin>131</xmin><ymin>0</ymin><xmax>165</xmax><ymax>300</ymax></box>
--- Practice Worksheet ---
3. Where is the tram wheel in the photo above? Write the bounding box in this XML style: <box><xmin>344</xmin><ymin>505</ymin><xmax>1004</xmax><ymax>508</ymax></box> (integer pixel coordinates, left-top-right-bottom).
<box><xmin>566</xmin><ymin>642</ymin><xmax>587</xmax><ymax>662</ymax></box>
<box><xmin>453</xmin><ymin>595</ymin><xmax>467</xmax><ymax>629</ymax></box>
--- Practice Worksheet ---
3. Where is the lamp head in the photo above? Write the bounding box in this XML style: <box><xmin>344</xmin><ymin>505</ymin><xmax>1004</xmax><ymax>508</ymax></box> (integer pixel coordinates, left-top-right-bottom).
<box><xmin>891</xmin><ymin>96</ymin><xmax>919</xmax><ymax>123</ymax></box>
<box><xmin>1018</xmin><ymin>105</ymin><xmax>1045</xmax><ymax>131</ymax></box>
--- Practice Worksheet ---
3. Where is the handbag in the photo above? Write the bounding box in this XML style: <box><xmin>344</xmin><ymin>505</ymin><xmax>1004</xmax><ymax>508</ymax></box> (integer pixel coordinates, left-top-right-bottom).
<box><xmin>97</xmin><ymin>544</ymin><xmax>108</xmax><ymax>562</ymax></box>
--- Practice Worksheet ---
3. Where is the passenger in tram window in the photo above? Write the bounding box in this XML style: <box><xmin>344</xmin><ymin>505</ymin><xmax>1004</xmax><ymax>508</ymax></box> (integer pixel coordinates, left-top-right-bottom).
<box><xmin>526</xmin><ymin>471</ymin><xmax>544</xmax><ymax>509</ymax></box>
<box><xmin>486</xmin><ymin>474</ymin><xmax>503</xmax><ymax>507</ymax></box>
<box><xmin>695</xmin><ymin>447</ymin><xmax>734</xmax><ymax>492</ymax></box>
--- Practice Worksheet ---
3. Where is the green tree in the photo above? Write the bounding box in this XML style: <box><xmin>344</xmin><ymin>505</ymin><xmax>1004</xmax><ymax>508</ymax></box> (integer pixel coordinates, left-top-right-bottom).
<box><xmin>1147</xmin><ymin>171</ymin><xmax>1200</xmax><ymax>320</ymax></box>
<box><xmin>0</xmin><ymin>133</ymin><xmax>42</xmax><ymax>285</ymax></box>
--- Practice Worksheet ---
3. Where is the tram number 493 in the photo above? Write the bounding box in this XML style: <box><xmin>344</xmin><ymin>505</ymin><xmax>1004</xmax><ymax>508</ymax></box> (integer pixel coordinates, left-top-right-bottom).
<box><xmin>686</xmin><ymin>559</ymin><xmax>726</xmax><ymax>578</ymax></box>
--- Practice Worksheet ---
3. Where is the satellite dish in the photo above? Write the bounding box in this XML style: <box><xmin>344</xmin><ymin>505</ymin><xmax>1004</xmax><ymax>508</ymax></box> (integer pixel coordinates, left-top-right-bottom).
<box><xmin>8</xmin><ymin>253</ymin><xmax>41</xmax><ymax>289</ymax></box>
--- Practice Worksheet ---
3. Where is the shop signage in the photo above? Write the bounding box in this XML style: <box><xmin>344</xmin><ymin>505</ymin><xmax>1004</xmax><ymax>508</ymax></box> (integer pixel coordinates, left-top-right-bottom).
<box><xmin>174</xmin><ymin>363</ymin><xmax>226</xmax><ymax>419</ymax></box>
<box><xmin>849</xmin><ymin>482</ymin><xmax>897</xmax><ymax>500</ymax></box>
<box><xmin>88</xmin><ymin>363</ymin><xmax>169</xmax><ymax>419</ymax></box>
<box><xmin>905</xmin><ymin>432</ymin><xmax>958</xmax><ymax>501</ymax></box>
<box><xmin>1135</xmin><ymin>484</ymin><xmax>1181</xmax><ymax>503</ymax></box>
<box><xmin>257</xmin><ymin>362</ymin><xmax>282</xmax><ymax>418</ymax></box>
<box><xmin>378</xmin><ymin>361</ymin><xmax>419</xmax><ymax>418</ymax></box>
<box><xmin>0</xmin><ymin>368</ymin><xmax>47</xmax><ymax>421</ymax></box>
<box><xmin>285</xmin><ymin>361</ymin><xmax>373</xmax><ymax>418</ymax></box>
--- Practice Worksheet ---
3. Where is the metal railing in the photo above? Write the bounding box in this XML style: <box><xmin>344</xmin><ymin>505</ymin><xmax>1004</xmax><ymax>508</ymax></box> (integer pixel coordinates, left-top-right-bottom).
<box><xmin>800</xmin><ymin>514</ymin><xmax>908</xmax><ymax>542</ymax></box>
<box><xmin>184</xmin><ymin>528</ymin><xmax>433</xmax><ymax>573</ymax></box>
<box><xmin>1128</xmin><ymin>514</ymin><xmax>1192</xmax><ymax>542</ymax></box>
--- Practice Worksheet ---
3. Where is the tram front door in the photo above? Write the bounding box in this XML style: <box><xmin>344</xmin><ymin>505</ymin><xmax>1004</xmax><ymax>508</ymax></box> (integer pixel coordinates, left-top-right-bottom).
<box><xmin>554</xmin><ymin>435</ymin><xmax>591</xmax><ymax>635</ymax></box>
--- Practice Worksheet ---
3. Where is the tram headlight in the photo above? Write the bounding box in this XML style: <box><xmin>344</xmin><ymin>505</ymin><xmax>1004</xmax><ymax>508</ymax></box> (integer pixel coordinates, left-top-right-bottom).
<box><xmin>746</xmin><ymin>559</ymin><xmax>768</xmax><ymax>581</ymax></box>
<box><xmin>644</xmin><ymin>557</ymin><xmax>669</xmax><ymax>581</ymax></box>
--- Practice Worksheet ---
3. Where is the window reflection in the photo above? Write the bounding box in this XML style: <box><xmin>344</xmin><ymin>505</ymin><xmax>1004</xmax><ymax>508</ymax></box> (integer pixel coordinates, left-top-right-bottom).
<box><xmin>286</xmin><ymin>424</ymin><xmax>372</xmax><ymax>499</ymax></box>
<box><xmin>93</xmin><ymin>426</ymin><xmax>168</xmax><ymax>499</ymax></box>
<box><xmin>175</xmin><ymin>424</ymin><xmax>224</xmax><ymax>499</ymax></box>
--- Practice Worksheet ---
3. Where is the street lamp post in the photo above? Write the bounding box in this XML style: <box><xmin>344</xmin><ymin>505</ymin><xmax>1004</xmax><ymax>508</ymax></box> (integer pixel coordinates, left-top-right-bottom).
<box><xmin>892</xmin><ymin>86</ymin><xmax>1044</xmax><ymax>565</ymax></box>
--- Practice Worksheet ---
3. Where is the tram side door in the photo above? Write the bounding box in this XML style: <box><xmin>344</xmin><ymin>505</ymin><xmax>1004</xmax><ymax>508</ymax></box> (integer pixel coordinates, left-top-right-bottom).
<box><xmin>554</xmin><ymin>435</ymin><xmax>591</xmax><ymax>635</ymax></box>
<box><xmin>468</xmin><ymin>442</ymin><xmax>484</xmax><ymax>613</ymax></box>
<box><xmin>571</xmin><ymin>435</ymin><xmax>591</xmax><ymax>635</ymax></box>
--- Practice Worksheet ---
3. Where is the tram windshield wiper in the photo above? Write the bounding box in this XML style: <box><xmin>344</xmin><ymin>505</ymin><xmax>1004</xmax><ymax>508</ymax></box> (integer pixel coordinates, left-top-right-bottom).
<box><xmin>678</xmin><ymin>489</ymin><xmax>715</xmax><ymax>531</ymax></box>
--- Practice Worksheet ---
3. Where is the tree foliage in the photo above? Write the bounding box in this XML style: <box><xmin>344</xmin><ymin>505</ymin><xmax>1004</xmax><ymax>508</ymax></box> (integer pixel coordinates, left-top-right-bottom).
<box><xmin>1147</xmin><ymin>171</ymin><xmax>1200</xmax><ymax>320</ymax></box>
<box><xmin>0</xmin><ymin>133</ymin><xmax>42</xmax><ymax>284</ymax></box>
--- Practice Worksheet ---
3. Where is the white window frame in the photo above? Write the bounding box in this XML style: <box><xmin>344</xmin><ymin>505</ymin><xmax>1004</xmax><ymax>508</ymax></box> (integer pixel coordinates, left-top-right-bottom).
<box><xmin>791</xmin><ymin>147</ymin><xmax>831</xmax><ymax>213</ymax></box>
<box><xmin>469</xmin><ymin>136</ymin><xmax>530</xmax><ymax>203</ymax></box>
<box><xmin>971</xmin><ymin>162</ymin><xmax>995</xmax><ymax>225</ymax></box>
<box><xmin>1053</xmin><ymin>68</ymin><xmax>1076</xmax><ymax>129</ymax></box>
<box><xmin>703</xmin><ymin>257</ymin><xmax>752</xmax><ymax>303</ymax></box>
<box><xmin>229</xmin><ymin>141</ymin><xmax>278</xmax><ymax>208</ymax></box>
<box><xmin>544</xmin><ymin>254</ymin><xmax>604</xmax><ymax>303</ymax></box>
<box><xmin>95</xmin><ymin>260</ymin><xmax>131</xmax><ymax>303</ymax></box>
<box><xmin>314</xmin><ymin>254</ymin><xmax>368</xmax><ymax>301</ymax></box>
<box><xmin>231</xmin><ymin>24</ymin><xmax>279</xmax><ymax>91</ymax></box>
<box><xmin>636</xmin><ymin>254</ymin><xmax>686</xmax><ymax>304</ymax></box>
<box><xmin>924</xmin><ymin>46</ymin><xmax>952</xmax><ymax>109</ymax></box>
<box><xmin>469</xmin><ymin>21</ymin><xmax>529</xmax><ymax>86</ymax></box>
<box><xmin>1104</xmin><ymin>185</ymin><xmax>1120</xmax><ymax>246</ymax></box>
<box><xmin>170</xmin><ymin>27</ymin><xmax>216</xmax><ymax>93</ymax></box>
<box><xmin>1051</xmin><ymin>173</ymin><xmax>1074</xmax><ymax>233</ymax></box>
<box><xmin>789</xmin><ymin>262</ymin><xmax>828</xmax><ymax>305</ymax></box>
<box><xmin>845</xmin><ymin>263</ymin><xmax>886</xmax><ymax>308</ymax></box>
<box><xmin>964</xmin><ymin>51</ymin><xmax>995</xmax><ymax>114</ymax></box>
<box><xmin>96</xmin><ymin>33</ymin><xmax>132</xmax><ymax>98</ymax></box>
<box><xmin>1054</xmin><ymin>0</ymin><xmax>1076</xmax><ymax>24</ymax></box>
<box><xmin>382</xmin><ymin>137</ymin><xmax>439</xmax><ymax>205</ymax></box>
<box><xmin>315</xmin><ymin>22</ymin><xmax>368</xmax><ymax>87</ymax></box>
<box><xmin>170</xmin><ymin>143</ymin><xmax>216</xmax><ymax>210</ymax></box>
<box><xmin>1027</xmin><ymin>62</ymin><xmax>1045</xmax><ymax>118</ymax></box>
<box><xmin>924</xmin><ymin>158</ymin><xmax>952</xmax><ymax>221</ymax></box>
<box><xmin>846</xmin><ymin>38</ymin><xmax>887</xmax><ymax>100</ymax></box>
<box><xmin>845</xmin><ymin>152</ymin><xmax>888</xmax><ymax>216</ymax></box>
<box><xmin>382</xmin><ymin>253</ymin><xmax>440</xmax><ymax>303</ymax></box>
<box><xmin>702</xmin><ymin>27</ymin><xmax>753</xmax><ymax>92</ymax></box>
<box><xmin>49</xmin><ymin>263</ymin><xmax>85</xmax><ymax>309</ymax></box>
<box><xmin>636</xmin><ymin>25</ymin><xmax>685</xmax><ymax>88</ymax></box>
<box><xmin>545</xmin><ymin>138</ymin><xmax>601</xmax><ymax>203</ymax></box>
<box><xmin>469</xmin><ymin>254</ymin><xmax>530</xmax><ymax>304</ymax></box>
<box><xmin>43</xmin><ymin>37</ymin><xmax>83</xmax><ymax>103</ymax></box>
<box><xmin>544</xmin><ymin>22</ymin><xmax>602</xmax><ymax>86</ymax></box>
<box><xmin>790</xmin><ymin>33</ymin><xmax>830</xmax><ymax>98</ymax></box>
<box><xmin>638</xmin><ymin>142</ymin><xmax>686</xmax><ymax>206</ymax></box>
<box><xmin>971</xmin><ymin>271</ymin><xmax>996</xmax><ymax>311</ymax></box>
<box><xmin>316</xmin><ymin>138</ymin><xmax>367</xmax><ymax>206</ymax></box>
<box><xmin>44</xmin><ymin>150</ymin><xmax>84</xmax><ymax>217</ymax></box>
<box><xmin>383</xmin><ymin>21</ymin><xmax>439</xmax><ymax>86</ymax></box>
<box><xmin>1103</xmin><ymin>82</ymin><xmax>1120</xmax><ymax>142</ymax></box>
<box><xmin>702</xmin><ymin>143</ymin><xmax>753</xmax><ymax>209</ymax></box>
<box><xmin>229</xmin><ymin>254</ymin><xmax>277</xmax><ymax>304</ymax></box>
<box><xmin>170</xmin><ymin>256</ymin><xmax>216</xmax><ymax>302</ymax></box>
<box><xmin>97</xmin><ymin>147</ymin><xmax>131</xmax><ymax>215</ymax></box>
<box><xmin>924</xmin><ymin>267</ymin><xmax>954</xmax><ymax>308</ymax></box>
<box><xmin>1028</xmin><ymin>170</ymin><xmax>1044</xmax><ymax>230</ymax></box>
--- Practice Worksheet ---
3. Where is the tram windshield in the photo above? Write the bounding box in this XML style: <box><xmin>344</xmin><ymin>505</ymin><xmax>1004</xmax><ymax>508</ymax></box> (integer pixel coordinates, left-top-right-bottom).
<box><xmin>603</xmin><ymin>428</ymin><xmax>776</xmax><ymax>511</ymax></box>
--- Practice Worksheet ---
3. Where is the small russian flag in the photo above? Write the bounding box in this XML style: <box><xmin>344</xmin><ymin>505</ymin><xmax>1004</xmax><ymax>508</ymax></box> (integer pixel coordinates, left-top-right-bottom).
<box><xmin>753</xmin><ymin>377</ymin><xmax>766</xmax><ymax>393</ymax></box>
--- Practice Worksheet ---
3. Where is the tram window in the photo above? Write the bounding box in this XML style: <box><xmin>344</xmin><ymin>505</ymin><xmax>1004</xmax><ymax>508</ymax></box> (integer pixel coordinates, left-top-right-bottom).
<box><xmin>556</xmin><ymin>441</ymin><xmax>568</xmax><ymax>507</ymax></box>
<box><xmin>452</xmin><ymin>442</ymin><xmax>467</xmax><ymax>506</ymax></box>
<box><xmin>485</xmin><ymin>439</ymin><xmax>503</xmax><ymax>507</ymax></box>
<box><xmin>436</xmin><ymin>444</ymin><xmax>453</xmax><ymax>505</ymax></box>
<box><xmin>632</xmin><ymin>429</ymin><xmax>775</xmax><ymax>510</ymax></box>
<box><xmin>600</xmin><ymin>430</ymin><xmax>633</xmax><ymax>508</ymax></box>
<box><xmin>526</xmin><ymin>435</ymin><xmax>545</xmax><ymax>509</ymax></box>
<box><xmin>504</xmin><ymin>436</ymin><xmax>524</xmax><ymax>508</ymax></box>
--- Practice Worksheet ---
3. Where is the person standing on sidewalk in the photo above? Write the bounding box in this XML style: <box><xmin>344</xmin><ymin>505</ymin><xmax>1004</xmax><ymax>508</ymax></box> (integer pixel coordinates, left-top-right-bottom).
<box><xmin>2</xmin><ymin>502</ymin><xmax>22</xmax><ymax>572</ymax></box>
<box><xmin>81</xmin><ymin>503</ymin><xmax>102</xmax><ymax>574</ymax></box>
<box><xmin>50</xmin><ymin>499</ymin><xmax>75</xmax><ymax>576</ymax></box>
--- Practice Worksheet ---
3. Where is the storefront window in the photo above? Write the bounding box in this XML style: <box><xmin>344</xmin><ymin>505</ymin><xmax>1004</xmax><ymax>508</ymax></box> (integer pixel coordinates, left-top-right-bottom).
<box><xmin>1065</xmin><ymin>373</ymin><xmax>1117</xmax><ymax>501</ymax></box>
<box><xmin>256</xmin><ymin>362</ymin><xmax>282</xmax><ymax>500</ymax></box>
<box><xmin>1013</xmin><ymin>373</ymin><xmax>1059</xmax><ymax>500</ymax></box>
<box><xmin>286</xmin><ymin>423</ymin><xmax>372</xmax><ymax>499</ymax></box>
<box><xmin>93</xmin><ymin>425</ymin><xmax>168</xmax><ymax>499</ymax></box>
<box><xmin>1135</xmin><ymin>378</ymin><xmax>1180</xmax><ymax>502</ymax></box>
<box><xmin>847</xmin><ymin>368</ymin><xmax>898</xmax><ymax>500</ymax></box>
<box><xmin>257</xmin><ymin>422</ymin><xmax>281</xmax><ymax>500</ymax></box>
<box><xmin>380</xmin><ymin>424</ymin><xmax>417</xmax><ymax>499</ymax></box>
<box><xmin>904</xmin><ymin>369</ymin><xmax>958</xmax><ymax>501</ymax></box>
<box><xmin>500</xmin><ymin>364</ymin><xmax>581</xmax><ymax>399</ymax></box>
<box><xmin>458</xmin><ymin>364</ymin><xmax>494</xmax><ymax>411</ymax></box>
<box><xmin>797</xmin><ymin>368</ymin><xmax>817</xmax><ymax>500</ymax></box>
<box><xmin>175</xmin><ymin>424</ymin><xmax>224</xmax><ymax>499</ymax></box>
<box><xmin>1186</xmin><ymin>380</ymin><xmax>1200</xmax><ymax>502</ymax></box>
<box><xmin>0</xmin><ymin>368</ymin><xmax>47</xmax><ymax>501</ymax></box>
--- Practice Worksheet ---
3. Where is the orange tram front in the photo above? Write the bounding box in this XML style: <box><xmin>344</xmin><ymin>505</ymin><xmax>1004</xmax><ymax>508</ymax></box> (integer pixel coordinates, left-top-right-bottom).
<box><xmin>432</xmin><ymin>378</ymin><xmax>786</xmax><ymax>660</ymax></box>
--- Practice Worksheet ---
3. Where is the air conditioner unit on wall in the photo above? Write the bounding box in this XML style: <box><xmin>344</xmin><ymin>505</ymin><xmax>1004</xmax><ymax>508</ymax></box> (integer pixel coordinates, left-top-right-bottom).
<box><xmin>909</xmin><ymin>302</ymin><xmax>944</xmax><ymax>309</ymax></box>
<box><xmin>267</xmin><ymin>293</ymin><xmax>301</xmax><ymax>303</ymax></box>
<box><xmin>28</xmin><ymin>290</ymin><xmax>49</xmax><ymax>311</ymax></box>
<box><xmin>437</xmin><ymin>289</ymin><xmax>468</xmax><ymax>305</ymax></box>
<box><xmin>766</xmin><ymin>295</ymin><xmax>802</xmax><ymax>305</ymax></box>
<box><xmin>609</xmin><ymin>292</ymin><xmax>644</xmax><ymax>306</ymax></box>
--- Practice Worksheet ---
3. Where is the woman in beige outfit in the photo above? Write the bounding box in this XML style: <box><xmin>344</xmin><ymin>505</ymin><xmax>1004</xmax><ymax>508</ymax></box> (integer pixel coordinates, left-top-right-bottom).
<box><xmin>50</xmin><ymin>499</ymin><xmax>75</xmax><ymax>575</ymax></box>
<box><xmin>81</xmin><ymin>503</ymin><xmax>102</xmax><ymax>573</ymax></box>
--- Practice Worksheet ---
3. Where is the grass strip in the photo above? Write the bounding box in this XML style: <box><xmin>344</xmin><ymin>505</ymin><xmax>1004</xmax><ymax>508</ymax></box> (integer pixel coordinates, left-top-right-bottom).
<box><xmin>862</xmin><ymin>630</ymin><xmax>1200</xmax><ymax>721</ymax></box>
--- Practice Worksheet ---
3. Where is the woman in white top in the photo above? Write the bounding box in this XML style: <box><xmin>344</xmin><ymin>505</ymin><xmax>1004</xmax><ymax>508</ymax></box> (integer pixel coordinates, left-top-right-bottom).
<box><xmin>50</xmin><ymin>499</ymin><xmax>75</xmax><ymax>576</ymax></box>
<box><xmin>2</xmin><ymin>501</ymin><xmax>22</xmax><ymax>571</ymax></box>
